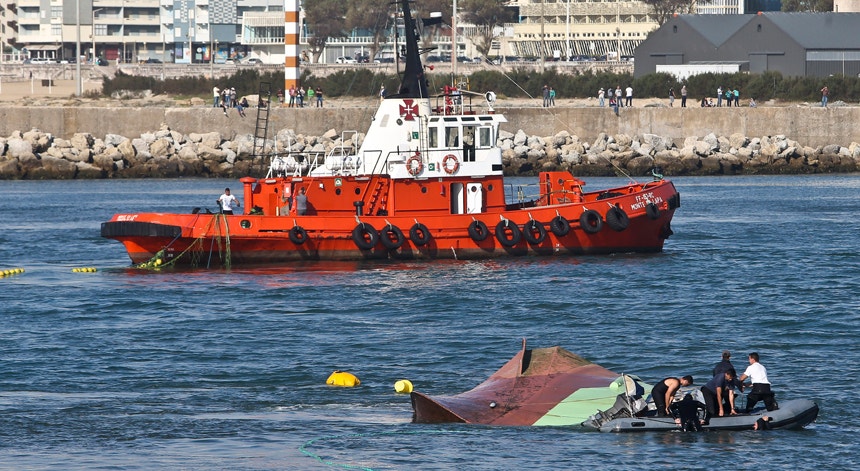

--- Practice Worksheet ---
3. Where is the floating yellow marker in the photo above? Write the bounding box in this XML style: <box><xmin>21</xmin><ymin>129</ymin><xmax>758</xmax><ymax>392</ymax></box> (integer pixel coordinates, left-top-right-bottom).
<box><xmin>394</xmin><ymin>379</ymin><xmax>413</xmax><ymax>394</ymax></box>
<box><xmin>326</xmin><ymin>370</ymin><xmax>360</xmax><ymax>387</ymax></box>
<box><xmin>72</xmin><ymin>267</ymin><xmax>98</xmax><ymax>273</ymax></box>
<box><xmin>1</xmin><ymin>268</ymin><xmax>25</xmax><ymax>277</ymax></box>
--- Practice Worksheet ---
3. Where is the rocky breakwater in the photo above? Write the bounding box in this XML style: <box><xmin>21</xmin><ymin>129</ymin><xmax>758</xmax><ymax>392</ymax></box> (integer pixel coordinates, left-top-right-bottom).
<box><xmin>0</xmin><ymin>126</ymin><xmax>362</xmax><ymax>180</ymax></box>
<box><xmin>1</xmin><ymin>126</ymin><xmax>858</xmax><ymax>179</ymax></box>
<box><xmin>500</xmin><ymin>130</ymin><xmax>860</xmax><ymax>176</ymax></box>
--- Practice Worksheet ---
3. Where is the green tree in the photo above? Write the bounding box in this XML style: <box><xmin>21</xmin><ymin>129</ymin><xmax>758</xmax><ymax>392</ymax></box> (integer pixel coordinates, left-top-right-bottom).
<box><xmin>642</xmin><ymin>0</ymin><xmax>696</xmax><ymax>26</ymax></box>
<box><xmin>346</xmin><ymin>0</ymin><xmax>393</xmax><ymax>62</ymax></box>
<box><xmin>781</xmin><ymin>0</ymin><xmax>834</xmax><ymax>11</ymax></box>
<box><xmin>303</xmin><ymin>0</ymin><xmax>348</xmax><ymax>63</ymax></box>
<box><xmin>413</xmin><ymin>0</ymin><xmax>453</xmax><ymax>53</ymax></box>
<box><xmin>459</xmin><ymin>0</ymin><xmax>516</xmax><ymax>56</ymax></box>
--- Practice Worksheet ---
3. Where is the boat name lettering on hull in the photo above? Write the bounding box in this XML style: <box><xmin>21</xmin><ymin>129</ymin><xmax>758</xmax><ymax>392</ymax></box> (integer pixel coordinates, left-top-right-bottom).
<box><xmin>117</xmin><ymin>214</ymin><xmax>139</xmax><ymax>222</ymax></box>
<box><xmin>630</xmin><ymin>193</ymin><xmax>662</xmax><ymax>211</ymax></box>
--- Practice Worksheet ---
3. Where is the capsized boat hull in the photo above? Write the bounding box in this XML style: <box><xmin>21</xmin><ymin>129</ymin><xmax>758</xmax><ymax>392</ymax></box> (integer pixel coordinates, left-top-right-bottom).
<box><xmin>102</xmin><ymin>178</ymin><xmax>679</xmax><ymax>266</ymax></box>
<box><xmin>592</xmin><ymin>399</ymin><xmax>819</xmax><ymax>432</ymax></box>
<box><xmin>410</xmin><ymin>342</ymin><xmax>649</xmax><ymax>426</ymax></box>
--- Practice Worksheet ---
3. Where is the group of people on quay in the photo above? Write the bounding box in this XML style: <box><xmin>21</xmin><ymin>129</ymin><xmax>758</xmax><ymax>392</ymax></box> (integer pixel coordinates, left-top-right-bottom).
<box><xmin>651</xmin><ymin>351</ymin><xmax>778</xmax><ymax>428</ymax></box>
<box><xmin>279</xmin><ymin>85</ymin><xmax>325</xmax><ymax>108</ymax></box>
<box><xmin>212</xmin><ymin>86</ymin><xmax>249</xmax><ymax>117</ymax></box>
<box><xmin>596</xmin><ymin>85</ymin><xmax>635</xmax><ymax>109</ymax></box>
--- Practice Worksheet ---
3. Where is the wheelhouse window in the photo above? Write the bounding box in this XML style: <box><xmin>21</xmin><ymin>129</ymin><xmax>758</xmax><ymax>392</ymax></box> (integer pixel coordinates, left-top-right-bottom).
<box><xmin>428</xmin><ymin>127</ymin><xmax>438</xmax><ymax>148</ymax></box>
<box><xmin>478</xmin><ymin>127</ymin><xmax>492</xmax><ymax>148</ymax></box>
<box><xmin>446</xmin><ymin>127</ymin><xmax>459</xmax><ymax>148</ymax></box>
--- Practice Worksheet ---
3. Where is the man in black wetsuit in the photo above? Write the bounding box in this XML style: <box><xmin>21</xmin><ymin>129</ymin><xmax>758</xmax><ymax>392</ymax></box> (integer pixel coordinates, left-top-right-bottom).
<box><xmin>651</xmin><ymin>375</ymin><xmax>693</xmax><ymax>416</ymax></box>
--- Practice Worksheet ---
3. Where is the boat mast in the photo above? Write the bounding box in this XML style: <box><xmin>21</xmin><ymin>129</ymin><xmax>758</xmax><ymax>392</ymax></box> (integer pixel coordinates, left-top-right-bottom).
<box><xmin>395</xmin><ymin>0</ymin><xmax>428</xmax><ymax>98</ymax></box>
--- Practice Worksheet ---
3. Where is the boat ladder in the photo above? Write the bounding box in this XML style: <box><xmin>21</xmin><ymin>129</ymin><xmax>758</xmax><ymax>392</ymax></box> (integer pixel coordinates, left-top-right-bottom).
<box><xmin>253</xmin><ymin>81</ymin><xmax>273</xmax><ymax>173</ymax></box>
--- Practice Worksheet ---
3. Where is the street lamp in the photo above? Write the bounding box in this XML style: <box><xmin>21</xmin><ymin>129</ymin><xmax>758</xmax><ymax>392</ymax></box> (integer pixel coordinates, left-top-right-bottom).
<box><xmin>210</xmin><ymin>36</ymin><xmax>216</xmax><ymax>77</ymax></box>
<box><xmin>75</xmin><ymin>0</ymin><xmax>81</xmax><ymax>96</ymax></box>
<box><xmin>92</xmin><ymin>8</ymin><xmax>104</xmax><ymax>64</ymax></box>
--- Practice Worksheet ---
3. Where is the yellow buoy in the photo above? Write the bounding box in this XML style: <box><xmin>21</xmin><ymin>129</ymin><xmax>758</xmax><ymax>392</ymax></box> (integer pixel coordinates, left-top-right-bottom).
<box><xmin>394</xmin><ymin>379</ymin><xmax>413</xmax><ymax>394</ymax></box>
<box><xmin>73</xmin><ymin>267</ymin><xmax>98</xmax><ymax>273</ymax></box>
<box><xmin>326</xmin><ymin>370</ymin><xmax>360</xmax><ymax>387</ymax></box>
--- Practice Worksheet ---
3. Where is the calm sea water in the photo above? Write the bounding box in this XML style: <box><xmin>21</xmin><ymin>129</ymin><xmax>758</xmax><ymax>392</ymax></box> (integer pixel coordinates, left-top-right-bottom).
<box><xmin>1</xmin><ymin>175</ymin><xmax>858</xmax><ymax>470</ymax></box>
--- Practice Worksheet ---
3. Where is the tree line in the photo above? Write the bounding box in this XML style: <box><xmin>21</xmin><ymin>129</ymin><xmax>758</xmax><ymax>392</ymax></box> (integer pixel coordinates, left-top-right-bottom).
<box><xmin>103</xmin><ymin>68</ymin><xmax>859</xmax><ymax>104</ymax></box>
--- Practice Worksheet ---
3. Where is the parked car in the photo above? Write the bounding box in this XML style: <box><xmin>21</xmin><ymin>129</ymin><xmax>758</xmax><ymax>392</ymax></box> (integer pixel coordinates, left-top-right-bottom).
<box><xmin>335</xmin><ymin>56</ymin><xmax>357</xmax><ymax>64</ymax></box>
<box><xmin>25</xmin><ymin>58</ymin><xmax>56</xmax><ymax>64</ymax></box>
<box><xmin>144</xmin><ymin>58</ymin><xmax>163</xmax><ymax>64</ymax></box>
<box><xmin>241</xmin><ymin>57</ymin><xmax>263</xmax><ymax>65</ymax></box>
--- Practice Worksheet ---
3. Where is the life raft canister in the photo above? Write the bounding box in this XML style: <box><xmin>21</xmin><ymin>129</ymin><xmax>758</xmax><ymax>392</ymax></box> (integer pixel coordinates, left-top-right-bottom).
<box><xmin>406</xmin><ymin>153</ymin><xmax>423</xmax><ymax>176</ymax></box>
<box><xmin>442</xmin><ymin>154</ymin><xmax>460</xmax><ymax>174</ymax></box>
<box><xmin>326</xmin><ymin>370</ymin><xmax>360</xmax><ymax>387</ymax></box>
<box><xmin>580</xmin><ymin>209</ymin><xmax>603</xmax><ymax>234</ymax></box>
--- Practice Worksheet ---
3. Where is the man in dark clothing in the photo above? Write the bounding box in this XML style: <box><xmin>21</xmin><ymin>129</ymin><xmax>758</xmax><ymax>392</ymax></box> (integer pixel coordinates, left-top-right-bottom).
<box><xmin>701</xmin><ymin>369</ymin><xmax>738</xmax><ymax>422</ymax></box>
<box><xmin>651</xmin><ymin>375</ymin><xmax>693</xmax><ymax>417</ymax></box>
<box><xmin>713</xmin><ymin>350</ymin><xmax>744</xmax><ymax>413</ymax></box>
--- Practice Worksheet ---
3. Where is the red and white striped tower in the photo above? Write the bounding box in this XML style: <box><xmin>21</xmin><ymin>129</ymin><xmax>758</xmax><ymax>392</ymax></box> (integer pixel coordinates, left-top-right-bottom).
<box><xmin>284</xmin><ymin>0</ymin><xmax>300</xmax><ymax>100</ymax></box>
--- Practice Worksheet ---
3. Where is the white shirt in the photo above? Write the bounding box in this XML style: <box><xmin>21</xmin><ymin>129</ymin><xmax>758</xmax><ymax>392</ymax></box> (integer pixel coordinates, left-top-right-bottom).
<box><xmin>743</xmin><ymin>362</ymin><xmax>770</xmax><ymax>384</ymax></box>
<box><xmin>625</xmin><ymin>86</ymin><xmax>633</xmax><ymax>97</ymax></box>
<box><xmin>219</xmin><ymin>194</ymin><xmax>238</xmax><ymax>211</ymax></box>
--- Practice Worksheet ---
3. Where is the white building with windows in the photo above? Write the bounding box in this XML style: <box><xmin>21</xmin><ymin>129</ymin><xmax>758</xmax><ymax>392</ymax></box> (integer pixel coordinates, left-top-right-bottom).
<box><xmin>0</xmin><ymin>0</ymin><xmax>284</xmax><ymax>64</ymax></box>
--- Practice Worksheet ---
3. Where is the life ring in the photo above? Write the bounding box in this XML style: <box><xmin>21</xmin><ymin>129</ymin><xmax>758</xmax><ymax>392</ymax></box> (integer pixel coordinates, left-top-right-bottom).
<box><xmin>468</xmin><ymin>220</ymin><xmax>490</xmax><ymax>242</ymax></box>
<box><xmin>495</xmin><ymin>220</ymin><xmax>522</xmax><ymax>247</ymax></box>
<box><xmin>352</xmin><ymin>223</ymin><xmax>379</xmax><ymax>250</ymax></box>
<box><xmin>605</xmin><ymin>206</ymin><xmax>630</xmax><ymax>232</ymax></box>
<box><xmin>406</xmin><ymin>154</ymin><xmax>423</xmax><ymax>176</ymax></box>
<box><xmin>380</xmin><ymin>224</ymin><xmax>405</xmax><ymax>250</ymax></box>
<box><xmin>522</xmin><ymin>219</ymin><xmax>547</xmax><ymax>245</ymax></box>
<box><xmin>289</xmin><ymin>225</ymin><xmax>309</xmax><ymax>245</ymax></box>
<box><xmin>646</xmin><ymin>202</ymin><xmax>661</xmax><ymax>220</ymax></box>
<box><xmin>409</xmin><ymin>223</ymin><xmax>432</xmax><ymax>246</ymax></box>
<box><xmin>580</xmin><ymin>209</ymin><xmax>603</xmax><ymax>234</ymax></box>
<box><xmin>442</xmin><ymin>154</ymin><xmax>460</xmax><ymax>174</ymax></box>
<box><xmin>549</xmin><ymin>215</ymin><xmax>571</xmax><ymax>236</ymax></box>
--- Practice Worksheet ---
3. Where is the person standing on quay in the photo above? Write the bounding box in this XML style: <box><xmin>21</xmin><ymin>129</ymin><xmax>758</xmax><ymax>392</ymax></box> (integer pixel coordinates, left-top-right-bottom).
<box><xmin>625</xmin><ymin>84</ymin><xmax>633</xmax><ymax>107</ymax></box>
<box><xmin>213</xmin><ymin>86</ymin><xmax>221</xmax><ymax>108</ymax></box>
<box><xmin>542</xmin><ymin>84</ymin><xmax>550</xmax><ymax>107</ymax></box>
<box><xmin>668</xmin><ymin>87</ymin><xmax>675</xmax><ymax>107</ymax></box>
<box><xmin>717</xmin><ymin>85</ymin><xmax>723</xmax><ymax>107</ymax></box>
<box><xmin>680</xmin><ymin>85</ymin><xmax>687</xmax><ymax>108</ymax></box>
<box><xmin>288</xmin><ymin>85</ymin><xmax>297</xmax><ymax>108</ymax></box>
<box><xmin>821</xmin><ymin>86</ymin><xmax>829</xmax><ymax>107</ymax></box>
<box><xmin>615</xmin><ymin>85</ymin><xmax>623</xmax><ymax>108</ymax></box>
<box><xmin>598</xmin><ymin>88</ymin><xmax>605</xmax><ymax>107</ymax></box>
<box><xmin>734</xmin><ymin>88</ymin><xmax>740</xmax><ymax>107</ymax></box>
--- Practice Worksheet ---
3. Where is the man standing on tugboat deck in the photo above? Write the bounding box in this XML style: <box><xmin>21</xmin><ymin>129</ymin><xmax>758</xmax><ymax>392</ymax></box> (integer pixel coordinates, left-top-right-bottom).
<box><xmin>218</xmin><ymin>188</ymin><xmax>241</xmax><ymax>215</ymax></box>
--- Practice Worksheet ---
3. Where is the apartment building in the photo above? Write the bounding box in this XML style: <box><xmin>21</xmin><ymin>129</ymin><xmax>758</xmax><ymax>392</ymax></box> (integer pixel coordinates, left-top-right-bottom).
<box><xmin>503</xmin><ymin>0</ymin><xmax>658</xmax><ymax>60</ymax></box>
<box><xmin>1</xmin><ymin>0</ymin><xmax>283</xmax><ymax>63</ymax></box>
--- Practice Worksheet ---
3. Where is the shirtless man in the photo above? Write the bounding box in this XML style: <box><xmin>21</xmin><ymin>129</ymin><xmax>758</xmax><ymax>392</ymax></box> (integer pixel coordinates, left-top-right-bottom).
<box><xmin>651</xmin><ymin>375</ymin><xmax>693</xmax><ymax>416</ymax></box>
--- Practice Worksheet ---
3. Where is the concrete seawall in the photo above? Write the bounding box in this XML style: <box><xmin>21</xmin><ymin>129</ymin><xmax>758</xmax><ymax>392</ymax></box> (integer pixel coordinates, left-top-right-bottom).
<box><xmin>0</xmin><ymin>105</ymin><xmax>856</xmax><ymax>148</ymax></box>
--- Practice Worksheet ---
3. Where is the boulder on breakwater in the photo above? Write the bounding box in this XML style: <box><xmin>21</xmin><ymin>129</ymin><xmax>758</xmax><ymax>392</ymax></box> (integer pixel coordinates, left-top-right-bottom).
<box><xmin>0</xmin><ymin>126</ymin><xmax>858</xmax><ymax>180</ymax></box>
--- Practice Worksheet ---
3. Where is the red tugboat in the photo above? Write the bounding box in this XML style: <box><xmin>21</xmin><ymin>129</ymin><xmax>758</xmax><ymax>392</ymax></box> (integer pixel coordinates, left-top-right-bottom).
<box><xmin>101</xmin><ymin>0</ymin><xmax>679</xmax><ymax>268</ymax></box>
